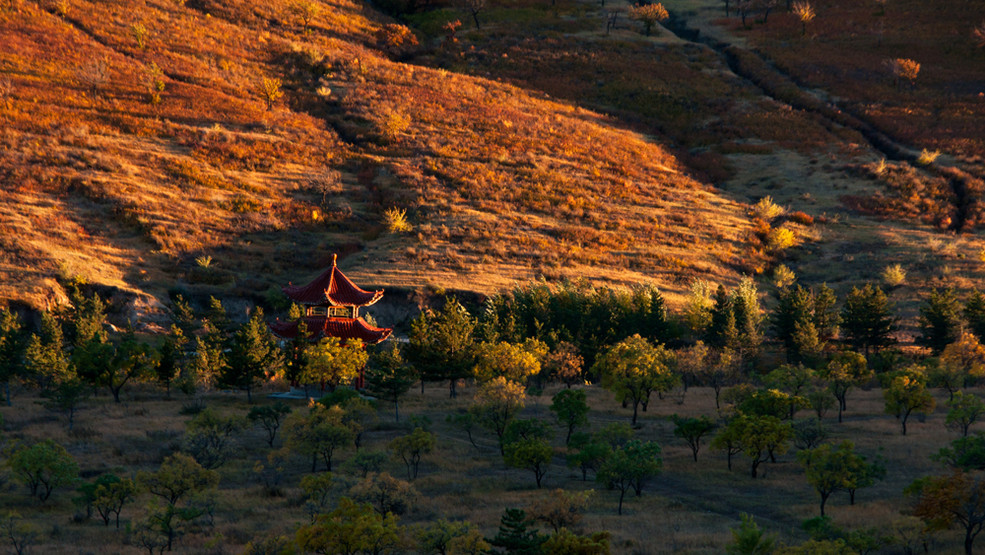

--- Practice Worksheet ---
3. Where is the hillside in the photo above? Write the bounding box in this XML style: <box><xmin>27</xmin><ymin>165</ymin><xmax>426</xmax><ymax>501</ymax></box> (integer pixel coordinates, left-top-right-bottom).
<box><xmin>0</xmin><ymin>0</ymin><xmax>768</xmax><ymax>318</ymax></box>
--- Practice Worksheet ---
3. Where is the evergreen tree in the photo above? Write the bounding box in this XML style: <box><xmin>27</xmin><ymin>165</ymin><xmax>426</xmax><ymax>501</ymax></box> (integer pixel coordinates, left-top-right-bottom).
<box><xmin>406</xmin><ymin>297</ymin><xmax>475</xmax><ymax>398</ymax></box>
<box><xmin>365</xmin><ymin>342</ymin><xmax>417</xmax><ymax>421</ymax></box>
<box><xmin>841</xmin><ymin>284</ymin><xmax>897</xmax><ymax>354</ymax></box>
<box><xmin>24</xmin><ymin>312</ymin><xmax>71</xmax><ymax>391</ymax></box>
<box><xmin>964</xmin><ymin>290</ymin><xmax>985</xmax><ymax>343</ymax></box>
<box><xmin>281</xmin><ymin>304</ymin><xmax>309</xmax><ymax>387</ymax></box>
<box><xmin>918</xmin><ymin>288</ymin><xmax>962</xmax><ymax>354</ymax></box>
<box><xmin>223</xmin><ymin>308</ymin><xmax>281</xmax><ymax>403</ymax></box>
<box><xmin>488</xmin><ymin>508</ymin><xmax>546</xmax><ymax>554</ymax></box>
<box><xmin>0</xmin><ymin>307</ymin><xmax>25</xmax><ymax>406</ymax></box>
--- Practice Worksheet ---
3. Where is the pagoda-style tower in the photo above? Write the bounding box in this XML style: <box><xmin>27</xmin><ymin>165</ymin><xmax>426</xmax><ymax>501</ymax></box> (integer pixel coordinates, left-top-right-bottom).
<box><xmin>270</xmin><ymin>254</ymin><xmax>392</xmax><ymax>344</ymax></box>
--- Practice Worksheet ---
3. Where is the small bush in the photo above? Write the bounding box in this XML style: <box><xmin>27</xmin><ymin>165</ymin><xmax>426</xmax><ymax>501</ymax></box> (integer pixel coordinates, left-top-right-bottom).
<box><xmin>917</xmin><ymin>149</ymin><xmax>940</xmax><ymax>166</ymax></box>
<box><xmin>881</xmin><ymin>264</ymin><xmax>906</xmax><ymax>288</ymax></box>
<box><xmin>788</xmin><ymin>211</ymin><xmax>814</xmax><ymax>225</ymax></box>
<box><xmin>752</xmin><ymin>196</ymin><xmax>785</xmax><ymax>221</ymax></box>
<box><xmin>384</xmin><ymin>207</ymin><xmax>413</xmax><ymax>233</ymax></box>
<box><xmin>766</xmin><ymin>227</ymin><xmax>796</xmax><ymax>251</ymax></box>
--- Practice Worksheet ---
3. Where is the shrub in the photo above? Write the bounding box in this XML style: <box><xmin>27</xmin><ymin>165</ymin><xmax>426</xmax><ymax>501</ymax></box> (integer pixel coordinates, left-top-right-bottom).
<box><xmin>384</xmin><ymin>207</ymin><xmax>413</xmax><ymax>233</ymax></box>
<box><xmin>767</xmin><ymin>227</ymin><xmax>796</xmax><ymax>251</ymax></box>
<box><xmin>130</xmin><ymin>23</ymin><xmax>149</xmax><ymax>49</ymax></box>
<box><xmin>917</xmin><ymin>149</ymin><xmax>940</xmax><ymax>166</ymax></box>
<box><xmin>752</xmin><ymin>196</ymin><xmax>785</xmax><ymax>221</ymax></box>
<box><xmin>788</xmin><ymin>211</ymin><xmax>814</xmax><ymax>225</ymax></box>
<box><xmin>881</xmin><ymin>264</ymin><xmax>906</xmax><ymax>288</ymax></box>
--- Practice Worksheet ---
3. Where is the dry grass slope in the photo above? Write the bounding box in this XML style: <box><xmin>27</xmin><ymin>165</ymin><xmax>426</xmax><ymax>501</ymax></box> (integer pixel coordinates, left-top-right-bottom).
<box><xmin>0</xmin><ymin>0</ymin><xmax>760</xmax><ymax>313</ymax></box>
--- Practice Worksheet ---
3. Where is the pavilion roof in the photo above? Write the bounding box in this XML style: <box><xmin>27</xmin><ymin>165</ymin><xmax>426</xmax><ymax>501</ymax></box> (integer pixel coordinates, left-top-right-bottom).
<box><xmin>269</xmin><ymin>316</ymin><xmax>392</xmax><ymax>344</ymax></box>
<box><xmin>282</xmin><ymin>255</ymin><xmax>384</xmax><ymax>307</ymax></box>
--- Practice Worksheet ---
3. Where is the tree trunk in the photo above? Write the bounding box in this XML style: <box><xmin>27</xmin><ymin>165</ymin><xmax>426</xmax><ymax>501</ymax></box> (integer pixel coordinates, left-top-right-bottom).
<box><xmin>448</xmin><ymin>379</ymin><xmax>457</xmax><ymax>398</ymax></box>
<box><xmin>631</xmin><ymin>400</ymin><xmax>639</xmax><ymax>425</ymax></box>
<box><xmin>471</xmin><ymin>10</ymin><xmax>480</xmax><ymax>30</ymax></box>
<box><xmin>617</xmin><ymin>488</ymin><xmax>626</xmax><ymax>515</ymax></box>
<box><xmin>820</xmin><ymin>492</ymin><xmax>829</xmax><ymax>516</ymax></box>
<box><xmin>394</xmin><ymin>401</ymin><xmax>400</xmax><ymax>422</ymax></box>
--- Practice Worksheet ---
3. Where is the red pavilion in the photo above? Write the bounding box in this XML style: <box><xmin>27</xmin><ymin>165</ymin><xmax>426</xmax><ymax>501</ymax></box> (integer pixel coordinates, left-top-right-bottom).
<box><xmin>270</xmin><ymin>254</ymin><xmax>392</xmax><ymax>345</ymax></box>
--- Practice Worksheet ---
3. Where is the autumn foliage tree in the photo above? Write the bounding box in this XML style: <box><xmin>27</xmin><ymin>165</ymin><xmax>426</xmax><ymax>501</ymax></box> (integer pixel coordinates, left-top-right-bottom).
<box><xmin>884</xmin><ymin>366</ymin><xmax>935</xmax><ymax>435</ymax></box>
<box><xmin>911</xmin><ymin>471</ymin><xmax>985</xmax><ymax>555</ymax></box>
<box><xmin>628</xmin><ymin>3</ymin><xmax>669</xmax><ymax>37</ymax></box>
<box><xmin>593</xmin><ymin>334</ymin><xmax>678</xmax><ymax>425</ymax></box>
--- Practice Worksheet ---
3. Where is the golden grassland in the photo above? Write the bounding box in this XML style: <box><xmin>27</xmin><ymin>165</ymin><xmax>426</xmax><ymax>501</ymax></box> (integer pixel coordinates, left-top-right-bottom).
<box><xmin>0</xmin><ymin>381</ymin><xmax>972</xmax><ymax>553</ymax></box>
<box><xmin>0</xmin><ymin>0</ymin><xmax>769</xmax><ymax>315</ymax></box>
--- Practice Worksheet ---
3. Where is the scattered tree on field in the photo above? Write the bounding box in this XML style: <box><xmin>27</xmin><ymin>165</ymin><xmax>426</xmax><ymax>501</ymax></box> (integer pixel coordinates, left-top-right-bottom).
<box><xmin>77</xmin><ymin>473</ymin><xmax>135</xmax><ymax>528</ymax></box>
<box><xmin>596</xmin><ymin>439</ymin><xmax>662</xmax><ymax>514</ymax></box>
<box><xmin>935</xmin><ymin>333</ymin><xmax>985</xmax><ymax>402</ymax></box>
<box><xmin>947</xmin><ymin>392</ymin><xmax>985</xmax><ymax>437</ymax></box>
<box><xmin>138</xmin><ymin>453</ymin><xmax>219</xmax><ymax>507</ymax></box>
<box><xmin>628</xmin><ymin>2</ymin><xmax>668</xmax><ymax>36</ymax></box>
<box><xmin>8</xmin><ymin>439</ymin><xmax>79</xmax><ymax>503</ymax></box>
<box><xmin>284</xmin><ymin>404</ymin><xmax>353</xmax><ymax>472</ymax></box>
<box><xmin>765</xmin><ymin>364</ymin><xmax>815</xmax><ymax>419</ymax></box>
<box><xmin>965</xmin><ymin>290</ymin><xmax>985</xmax><ymax>344</ymax></box>
<box><xmin>792</xmin><ymin>418</ymin><xmax>828</xmax><ymax>450</ymax></box>
<box><xmin>183</xmin><ymin>408</ymin><xmax>245</xmax><ymax>469</ymax></box>
<box><xmin>248</xmin><ymin>402</ymin><xmax>292</xmax><ymax>447</ymax></box>
<box><xmin>798</xmin><ymin>441</ymin><xmax>877</xmax><ymax>516</ymax></box>
<box><xmin>350</xmin><ymin>471</ymin><xmax>417</xmax><ymax>516</ymax></box>
<box><xmin>504</xmin><ymin>436</ymin><xmax>554</xmax><ymax>488</ymax></box>
<box><xmin>593</xmin><ymin>334</ymin><xmax>678</xmax><ymax>425</ymax></box>
<box><xmin>376</xmin><ymin>24</ymin><xmax>419</xmax><ymax>57</ymax></box>
<box><xmin>910</xmin><ymin>471</ymin><xmax>985</xmax><ymax>555</ymax></box>
<box><xmin>296</xmin><ymin>498</ymin><xmax>406</xmax><ymax>554</ymax></box>
<box><xmin>366</xmin><ymin>342</ymin><xmax>417</xmax><ymax>421</ymax></box>
<box><xmin>884</xmin><ymin>366</ymin><xmax>935</xmax><ymax>435</ymax></box>
<box><xmin>23</xmin><ymin>312</ymin><xmax>70</xmax><ymax>391</ymax></box>
<box><xmin>472</xmin><ymin>376</ymin><xmax>525</xmax><ymax>454</ymax></box>
<box><xmin>220</xmin><ymin>308</ymin><xmax>281</xmax><ymax>403</ymax></box>
<box><xmin>76</xmin><ymin>58</ymin><xmax>110</xmax><ymax>98</ymax></box>
<box><xmin>155</xmin><ymin>326</ymin><xmax>188</xmax><ymax>397</ymax></box>
<box><xmin>550</xmin><ymin>389</ymin><xmax>589</xmax><ymax>445</ymax></box>
<box><xmin>389</xmin><ymin>427</ymin><xmax>435</xmax><ymax>480</ymax></box>
<box><xmin>672</xmin><ymin>414</ymin><xmax>717</xmax><ymax>462</ymax></box>
<box><xmin>770</xmin><ymin>285</ymin><xmax>838</xmax><ymax>365</ymax></box>
<box><xmin>527</xmin><ymin>489</ymin><xmax>592</xmax><ymax>533</ymax></box>
<box><xmin>1</xmin><ymin>511</ymin><xmax>41</xmax><ymax>555</ymax></box>
<box><xmin>816</xmin><ymin>351</ymin><xmax>871</xmax><ymax>423</ymax></box>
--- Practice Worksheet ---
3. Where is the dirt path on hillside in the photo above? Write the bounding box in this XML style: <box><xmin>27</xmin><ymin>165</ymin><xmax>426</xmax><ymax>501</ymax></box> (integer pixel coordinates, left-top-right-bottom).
<box><xmin>640</xmin><ymin>1</ymin><xmax>985</xmax><ymax>313</ymax></box>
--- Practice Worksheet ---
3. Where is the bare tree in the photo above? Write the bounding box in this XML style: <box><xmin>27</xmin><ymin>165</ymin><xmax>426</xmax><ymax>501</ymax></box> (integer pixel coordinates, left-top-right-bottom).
<box><xmin>463</xmin><ymin>0</ymin><xmax>485</xmax><ymax>29</ymax></box>
<box><xmin>76</xmin><ymin>59</ymin><xmax>110</xmax><ymax>98</ymax></box>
